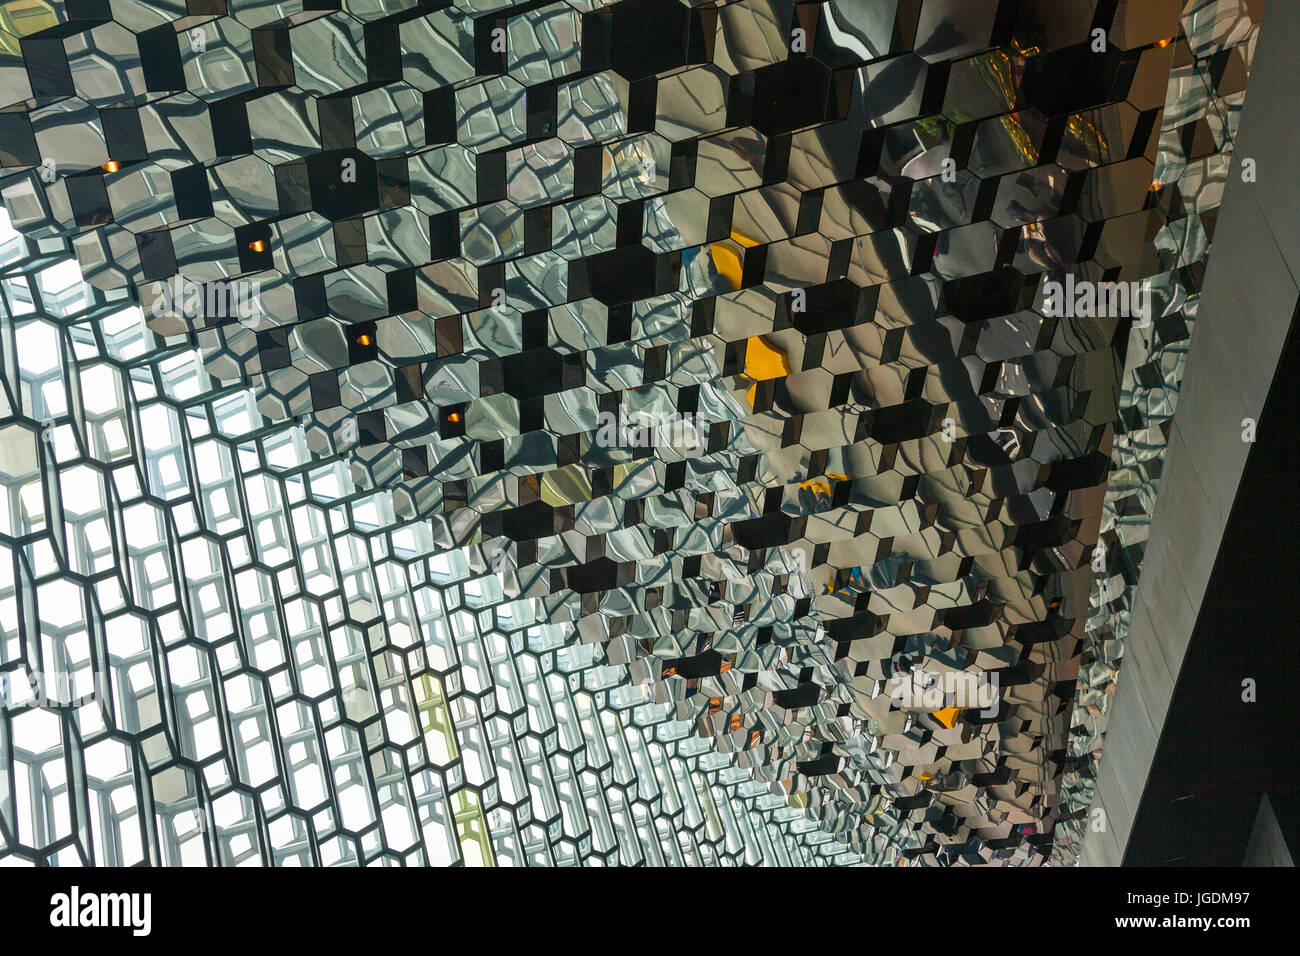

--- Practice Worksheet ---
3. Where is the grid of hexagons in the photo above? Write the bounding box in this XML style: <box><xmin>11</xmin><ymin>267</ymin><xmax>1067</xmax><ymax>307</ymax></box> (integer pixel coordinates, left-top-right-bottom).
<box><xmin>0</xmin><ymin>0</ymin><xmax>1261</xmax><ymax>865</ymax></box>
<box><xmin>1054</xmin><ymin>0</ymin><xmax>1261</xmax><ymax>862</ymax></box>
<box><xmin>0</xmin><ymin>209</ymin><xmax>871</xmax><ymax>865</ymax></box>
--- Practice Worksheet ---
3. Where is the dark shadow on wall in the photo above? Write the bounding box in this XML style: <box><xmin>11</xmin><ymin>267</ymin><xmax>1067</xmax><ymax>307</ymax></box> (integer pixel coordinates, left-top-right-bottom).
<box><xmin>1125</xmin><ymin>299</ymin><xmax>1300</xmax><ymax>866</ymax></box>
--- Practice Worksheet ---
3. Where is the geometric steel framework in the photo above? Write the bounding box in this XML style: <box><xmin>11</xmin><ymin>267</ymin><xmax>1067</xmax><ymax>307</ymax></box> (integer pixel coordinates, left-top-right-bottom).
<box><xmin>0</xmin><ymin>0</ymin><xmax>1261</xmax><ymax>866</ymax></box>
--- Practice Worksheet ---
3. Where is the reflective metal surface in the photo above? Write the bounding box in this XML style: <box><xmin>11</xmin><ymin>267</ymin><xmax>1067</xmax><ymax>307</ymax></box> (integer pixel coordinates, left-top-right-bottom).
<box><xmin>0</xmin><ymin>0</ymin><xmax>1263</xmax><ymax>866</ymax></box>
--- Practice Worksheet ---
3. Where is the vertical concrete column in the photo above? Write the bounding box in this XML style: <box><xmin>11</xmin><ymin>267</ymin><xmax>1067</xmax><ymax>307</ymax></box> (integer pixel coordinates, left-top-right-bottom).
<box><xmin>1081</xmin><ymin>0</ymin><xmax>1300</xmax><ymax>866</ymax></box>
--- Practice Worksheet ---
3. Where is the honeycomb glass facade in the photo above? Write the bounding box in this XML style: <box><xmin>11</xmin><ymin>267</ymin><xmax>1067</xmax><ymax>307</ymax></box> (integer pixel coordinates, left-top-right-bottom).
<box><xmin>0</xmin><ymin>0</ymin><xmax>1268</xmax><ymax>867</ymax></box>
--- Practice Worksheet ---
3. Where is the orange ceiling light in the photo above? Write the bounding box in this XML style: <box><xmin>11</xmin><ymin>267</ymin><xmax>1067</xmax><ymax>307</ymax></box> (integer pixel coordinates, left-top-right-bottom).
<box><xmin>101</xmin><ymin>160</ymin><xmax>120</xmax><ymax>173</ymax></box>
<box><xmin>248</xmin><ymin>239</ymin><xmax>267</xmax><ymax>253</ymax></box>
<box><xmin>446</xmin><ymin>411</ymin><xmax>461</xmax><ymax>423</ymax></box>
<box><xmin>355</xmin><ymin>333</ymin><xmax>372</xmax><ymax>347</ymax></box>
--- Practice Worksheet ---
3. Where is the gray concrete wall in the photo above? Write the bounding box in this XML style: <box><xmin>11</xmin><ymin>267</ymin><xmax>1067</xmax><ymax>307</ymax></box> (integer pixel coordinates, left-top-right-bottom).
<box><xmin>1080</xmin><ymin>0</ymin><xmax>1300</xmax><ymax>866</ymax></box>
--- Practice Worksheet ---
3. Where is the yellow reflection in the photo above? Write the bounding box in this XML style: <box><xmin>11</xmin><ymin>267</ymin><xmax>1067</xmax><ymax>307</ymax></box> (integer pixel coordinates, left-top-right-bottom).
<box><xmin>743</xmin><ymin>335</ymin><xmax>789</xmax><ymax>407</ymax></box>
<box><xmin>934</xmin><ymin>706</ymin><xmax>960</xmax><ymax>728</ymax></box>
<box><xmin>709</xmin><ymin>229</ymin><xmax>761</xmax><ymax>290</ymax></box>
